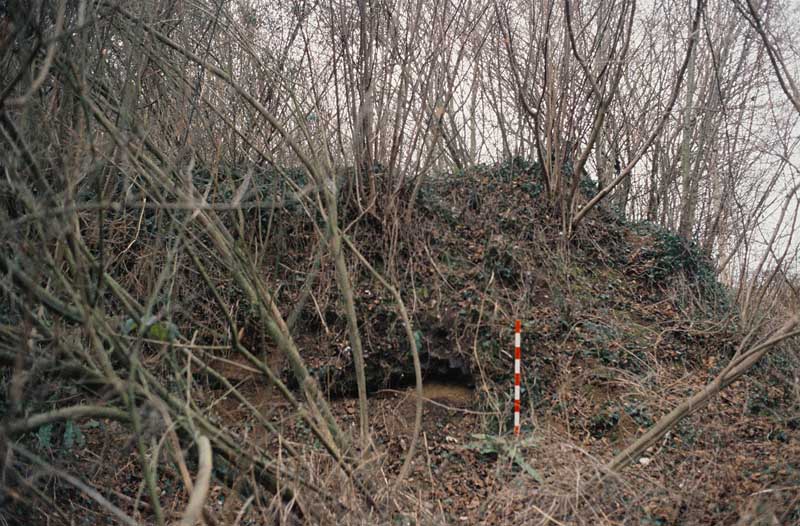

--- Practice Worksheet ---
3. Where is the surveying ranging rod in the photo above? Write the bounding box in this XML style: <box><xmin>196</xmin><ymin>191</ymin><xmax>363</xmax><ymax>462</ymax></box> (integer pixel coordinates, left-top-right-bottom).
<box><xmin>514</xmin><ymin>319</ymin><xmax>521</xmax><ymax>435</ymax></box>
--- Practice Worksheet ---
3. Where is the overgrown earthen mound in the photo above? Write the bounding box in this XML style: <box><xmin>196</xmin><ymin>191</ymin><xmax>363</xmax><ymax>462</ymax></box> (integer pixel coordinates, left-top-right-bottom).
<box><xmin>286</xmin><ymin>158</ymin><xmax>737</xmax><ymax>406</ymax></box>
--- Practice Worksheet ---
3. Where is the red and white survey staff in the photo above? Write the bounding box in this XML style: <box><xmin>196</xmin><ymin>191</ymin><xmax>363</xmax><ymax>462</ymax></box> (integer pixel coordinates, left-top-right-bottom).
<box><xmin>514</xmin><ymin>319</ymin><xmax>521</xmax><ymax>435</ymax></box>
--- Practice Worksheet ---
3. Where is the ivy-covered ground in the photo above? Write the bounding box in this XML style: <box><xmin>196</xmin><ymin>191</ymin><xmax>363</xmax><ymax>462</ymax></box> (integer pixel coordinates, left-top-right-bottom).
<box><xmin>4</xmin><ymin>158</ymin><xmax>798</xmax><ymax>525</ymax></box>
<box><xmin>264</xmin><ymin>158</ymin><xmax>799</xmax><ymax>524</ymax></box>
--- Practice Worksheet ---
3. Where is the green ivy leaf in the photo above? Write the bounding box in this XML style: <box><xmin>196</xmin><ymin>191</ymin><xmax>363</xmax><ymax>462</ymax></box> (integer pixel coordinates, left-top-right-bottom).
<box><xmin>145</xmin><ymin>321</ymin><xmax>179</xmax><ymax>342</ymax></box>
<box><xmin>121</xmin><ymin>318</ymin><xmax>178</xmax><ymax>342</ymax></box>
<box><xmin>121</xmin><ymin>318</ymin><xmax>138</xmax><ymax>335</ymax></box>
<box><xmin>63</xmin><ymin>419</ymin><xmax>76</xmax><ymax>449</ymax></box>
<box><xmin>413</xmin><ymin>330</ymin><xmax>423</xmax><ymax>351</ymax></box>
<box><xmin>62</xmin><ymin>419</ymin><xmax>85</xmax><ymax>450</ymax></box>
<box><xmin>36</xmin><ymin>423</ymin><xmax>53</xmax><ymax>449</ymax></box>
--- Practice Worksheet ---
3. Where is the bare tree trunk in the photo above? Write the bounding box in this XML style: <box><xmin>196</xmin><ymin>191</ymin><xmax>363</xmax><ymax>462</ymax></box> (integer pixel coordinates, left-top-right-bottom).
<box><xmin>646</xmin><ymin>139</ymin><xmax>661</xmax><ymax>222</ymax></box>
<box><xmin>678</xmin><ymin>1</ymin><xmax>699</xmax><ymax>240</ymax></box>
<box><xmin>324</xmin><ymin>177</ymin><xmax>370</xmax><ymax>446</ymax></box>
<box><xmin>355</xmin><ymin>0</ymin><xmax>376</xmax><ymax>205</ymax></box>
<box><xmin>594</xmin><ymin>0</ymin><xmax>611</xmax><ymax>192</ymax></box>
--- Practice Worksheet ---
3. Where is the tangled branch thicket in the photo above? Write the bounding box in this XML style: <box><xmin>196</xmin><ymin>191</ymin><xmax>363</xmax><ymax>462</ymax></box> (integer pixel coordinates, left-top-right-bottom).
<box><xmin>1</xmin><ymin>0</ymin><xmax>799</xmax><ymax>524</ymax></box>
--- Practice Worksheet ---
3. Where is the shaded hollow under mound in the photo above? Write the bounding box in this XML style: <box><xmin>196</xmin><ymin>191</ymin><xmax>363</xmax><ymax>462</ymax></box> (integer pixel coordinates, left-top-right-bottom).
<box><xmin>287</xmin><ymin>322</ymin><xmax>475</xmax><ymax>398</ymax></box>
